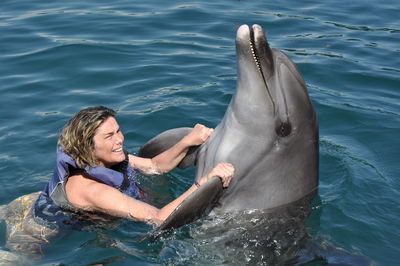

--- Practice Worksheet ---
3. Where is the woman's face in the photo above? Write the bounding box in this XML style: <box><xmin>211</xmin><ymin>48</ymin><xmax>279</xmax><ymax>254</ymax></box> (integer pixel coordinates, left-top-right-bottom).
<box><xmin>93</xmin><ymin>116</ymin><xmax>125</xmax><ymax>168</ymax></box>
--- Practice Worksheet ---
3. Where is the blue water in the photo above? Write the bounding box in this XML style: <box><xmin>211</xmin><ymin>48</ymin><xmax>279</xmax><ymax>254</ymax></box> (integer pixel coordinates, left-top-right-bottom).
<box><xmin>0</xmin><ymin>0</ymin><xmax>399</xmax><ymax>265</ymax></box>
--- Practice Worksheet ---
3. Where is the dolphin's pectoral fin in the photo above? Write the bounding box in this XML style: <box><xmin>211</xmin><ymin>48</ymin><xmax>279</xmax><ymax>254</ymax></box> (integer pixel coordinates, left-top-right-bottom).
<box><xmin>156</xmin><ymin>176</ymin><xmax>223</xmax><ymax>232</ymax></box>
<box><xmin>138</xmin><ymin>127</ymin><xmax>200</xmax><ymax>169</ymax></box>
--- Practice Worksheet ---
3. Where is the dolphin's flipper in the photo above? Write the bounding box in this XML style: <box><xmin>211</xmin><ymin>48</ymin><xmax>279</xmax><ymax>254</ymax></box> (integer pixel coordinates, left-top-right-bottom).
<box><xmin>139</xmin><ymin>127</ymin><xmax>200</xmax><ymax>169</ymax></box>
<box><xmin>156</xmin><ymin>176</ymin><xmax>223</xmax><ymax>232</ymax></box>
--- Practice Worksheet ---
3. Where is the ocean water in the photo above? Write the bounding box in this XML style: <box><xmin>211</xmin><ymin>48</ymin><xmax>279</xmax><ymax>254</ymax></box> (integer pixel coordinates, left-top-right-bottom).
<box><xmin>0</xmin><ymin>0</ymin><xmax>399</xmax><ymax>265</ymax></box>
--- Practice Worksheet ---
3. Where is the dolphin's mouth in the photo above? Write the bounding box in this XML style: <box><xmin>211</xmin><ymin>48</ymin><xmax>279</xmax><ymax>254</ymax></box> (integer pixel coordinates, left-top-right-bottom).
<box><xmin>249</xmin><ymin>29</ymin><xmax>262</xmax><ymax>74</ymax></box>
<box><xmin>248</xmin><ymin>26</ymin><xmax>276</xmax><ymax>114</ymax></box>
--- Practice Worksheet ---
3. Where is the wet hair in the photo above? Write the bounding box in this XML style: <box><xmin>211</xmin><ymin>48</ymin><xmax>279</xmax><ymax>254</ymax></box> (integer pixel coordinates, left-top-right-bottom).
<box><xmin>58</xmin><ymin>106</ymin><xmax>116</xmax><ymax>168</ymax></box>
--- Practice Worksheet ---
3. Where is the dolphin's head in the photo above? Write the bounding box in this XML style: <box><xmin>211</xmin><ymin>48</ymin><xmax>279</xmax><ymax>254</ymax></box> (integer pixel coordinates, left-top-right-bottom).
<box><xmin>234</xmin><ymin>24</ymin><xmax>317</xmax><ymax>140</ymax></box>
<box><xmin>211</xmin><ymin>24</ymin><xmax>319</xmax><ymax>211</ymax></box>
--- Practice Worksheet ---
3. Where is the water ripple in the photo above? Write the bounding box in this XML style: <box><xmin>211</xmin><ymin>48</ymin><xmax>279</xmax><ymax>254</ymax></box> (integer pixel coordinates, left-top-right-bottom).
<box><xmin>325</xmin><ymin>21</ymin><xmax>400</xmax><ymax>34</ymax></box>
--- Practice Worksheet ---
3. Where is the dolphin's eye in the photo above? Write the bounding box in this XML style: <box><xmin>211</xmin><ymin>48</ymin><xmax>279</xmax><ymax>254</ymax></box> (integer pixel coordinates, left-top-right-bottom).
<box><xmin>276</xmin><ymin>122</ymin><xmax>291</xmax><ymax>137</ymax></box>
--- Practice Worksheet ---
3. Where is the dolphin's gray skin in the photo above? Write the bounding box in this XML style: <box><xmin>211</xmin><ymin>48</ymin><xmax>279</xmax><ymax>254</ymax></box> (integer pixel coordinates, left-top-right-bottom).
<box><xmin>140</xmin><ymin>24</ymin><xmax>319</xmax><ymax>230</ymax></box>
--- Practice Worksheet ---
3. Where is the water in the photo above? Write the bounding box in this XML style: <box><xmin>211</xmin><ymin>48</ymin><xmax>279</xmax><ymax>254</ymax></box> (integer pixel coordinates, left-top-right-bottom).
<box><xmin>0</xmin><ymin>0</ymin><xmax>399</xmax><ymax>265</ymax></box>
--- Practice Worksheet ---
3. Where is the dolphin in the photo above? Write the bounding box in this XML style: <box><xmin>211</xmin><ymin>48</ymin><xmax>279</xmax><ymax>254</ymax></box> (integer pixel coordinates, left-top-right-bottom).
<box><xmin>139</xmin><ymin>24</ymin><xmax>319</xmax><ymax>230</ymax></box>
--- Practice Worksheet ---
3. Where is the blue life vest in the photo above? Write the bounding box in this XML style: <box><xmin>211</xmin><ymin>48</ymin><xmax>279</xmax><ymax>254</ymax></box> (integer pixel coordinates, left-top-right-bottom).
<box><xmin>45</xmin><ymin>146</ymin><xmax>140</xmax><ymax>197</ymax></box>
<box><xmin>33</xmin><ymin>147</ymin><xmax>141</xmax><ymax>231</ymax></box>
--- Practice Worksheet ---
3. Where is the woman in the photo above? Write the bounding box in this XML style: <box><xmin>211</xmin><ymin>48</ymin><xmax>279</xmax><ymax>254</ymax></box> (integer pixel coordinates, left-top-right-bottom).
<box><xmin>34</xmin><ymin>106</ymin><xmax>234</xmax><ymax>228</ymax></box>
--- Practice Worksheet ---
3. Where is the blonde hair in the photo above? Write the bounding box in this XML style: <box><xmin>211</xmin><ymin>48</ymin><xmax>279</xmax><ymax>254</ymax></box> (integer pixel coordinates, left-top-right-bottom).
<box><xmin>58</xmin><ymin>106</ymin><xmax>116</xmax><ymax>168</ymax></box>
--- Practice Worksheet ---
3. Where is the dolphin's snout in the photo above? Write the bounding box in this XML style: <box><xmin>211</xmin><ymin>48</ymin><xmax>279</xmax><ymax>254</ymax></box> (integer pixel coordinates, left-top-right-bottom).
<box><xmin>236</xmin><ymin>24</ymin><xmax>267</xmax><ymax>49</ymax></box>
<box><xmin>252</xmin><ymin>24</ymin><xmax>262</xmax><ymax>32</ymax></box>
<box><xmin>252</xmin><ymin>24</ymin><xmax>266</xmax><ymax>42</ymax></box>
<box><xmin>236</xmin><ymin>24</ymin><xmax>250</xmax><ymax>41</ymax></box>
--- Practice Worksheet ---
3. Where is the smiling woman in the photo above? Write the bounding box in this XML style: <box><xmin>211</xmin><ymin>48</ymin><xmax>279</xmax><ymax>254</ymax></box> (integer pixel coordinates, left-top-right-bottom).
<box><xmin>93</xmin><ymin>116</ymin><xmax>126</xmax><ymax>168</ymax></box>
<box><xmin>48</xmin><ymin>105</ymin><xmax>235</xmax><ymax>222</ymax></box>
<box><xmin>2</xmin><ymin>105</ymin><xmax>234</xmax><ymax>259</ymax></box>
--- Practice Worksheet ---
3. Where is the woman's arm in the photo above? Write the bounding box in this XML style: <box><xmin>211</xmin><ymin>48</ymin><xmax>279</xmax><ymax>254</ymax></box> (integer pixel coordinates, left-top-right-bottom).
<box><xmin>65</xmin><ymin>162</ymin><xmax>234</xmax><ymax>225</ymax></box>
<box><xmin>66</xmin><ymin>174</ymin><xmax>161</xmax><ymax>224</ymax></box>
<box><xmin>129</xmin><ymin>124</ymin><xmax>213</xmax><ymax>175</ymax></box>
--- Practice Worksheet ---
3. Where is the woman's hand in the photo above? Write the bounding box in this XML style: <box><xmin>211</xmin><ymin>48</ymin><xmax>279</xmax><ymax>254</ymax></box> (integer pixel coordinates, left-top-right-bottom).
<box><xmin>199</xmin><ymin>162</ymin><xmax>235</xmax><ymax>188</ymax></box>
<box><xmin>184</xmin><ymin>124</ymin><xmax>214</xmax><ymax>146</ymax></box>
